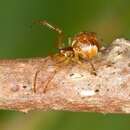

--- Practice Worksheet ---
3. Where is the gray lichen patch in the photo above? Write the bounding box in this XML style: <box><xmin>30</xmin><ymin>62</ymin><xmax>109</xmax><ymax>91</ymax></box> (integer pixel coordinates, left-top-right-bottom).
<box><xmin>107</xmin><ymin>38</ymin><xmax>130</xmax><ymax>63</ymax></box>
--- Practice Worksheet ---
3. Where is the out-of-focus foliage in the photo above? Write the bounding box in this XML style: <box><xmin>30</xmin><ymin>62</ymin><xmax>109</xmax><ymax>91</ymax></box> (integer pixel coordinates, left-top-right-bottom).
<box><xmin>0</xmin><ymin>0</ymin><xmax>130</xmax><ymax>130</ymax></box>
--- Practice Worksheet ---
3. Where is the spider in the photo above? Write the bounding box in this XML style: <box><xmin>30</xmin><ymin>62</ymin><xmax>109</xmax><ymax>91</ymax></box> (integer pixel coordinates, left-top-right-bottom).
<box><xmin>33</xmin><ymin>20</ymin><xmax>100</xmax><ymax>93</ymax></box>
<box><xmin>35</xmin><ymin>20</ymin><xmax>100</xmax><ymax>71</ymax></box>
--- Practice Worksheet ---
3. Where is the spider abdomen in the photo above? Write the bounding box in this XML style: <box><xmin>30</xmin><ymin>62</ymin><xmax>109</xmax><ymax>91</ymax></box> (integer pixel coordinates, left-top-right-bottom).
<box><xmin>72</xmin><ymin>32</ymin><xmax>99</xmax><ymax>60</ymax></box>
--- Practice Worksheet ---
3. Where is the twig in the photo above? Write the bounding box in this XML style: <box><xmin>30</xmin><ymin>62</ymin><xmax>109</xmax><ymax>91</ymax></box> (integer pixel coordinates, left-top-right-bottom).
<box><xmin>0</xmin><ymin>38</ymin><xmax>130</xmax><ymax>113</ymax></box>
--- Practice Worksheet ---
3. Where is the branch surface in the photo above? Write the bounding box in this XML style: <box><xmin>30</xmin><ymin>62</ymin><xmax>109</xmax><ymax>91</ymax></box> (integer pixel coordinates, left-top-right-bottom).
<box><xmin>0</xmin><ymin>38</ymin><xmax>130</xmax><ymax>113</ymax></box>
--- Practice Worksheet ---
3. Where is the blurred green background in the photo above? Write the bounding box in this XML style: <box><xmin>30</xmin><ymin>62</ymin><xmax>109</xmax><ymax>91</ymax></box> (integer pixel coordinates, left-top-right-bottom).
<box><xmin>0</xmin><ymin>0</ymin><xmax>130</xmax><ymax>130</ymax></box>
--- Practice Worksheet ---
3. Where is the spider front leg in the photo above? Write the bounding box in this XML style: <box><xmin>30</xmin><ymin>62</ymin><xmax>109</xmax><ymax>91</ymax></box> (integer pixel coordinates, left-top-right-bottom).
<box><xmin>34</xmin><ymin>20</ymin><xmax>65</xmax><ymax>50</ymax></box>
<box><xmin>32</xmin><ymin>69</ymin><xmax>57</xmax><ymax>93</ymax></box>
<box><xmin>88</xmin><ymin>59</ymin><xmax>97</xmax><ymax>75</ymax></box>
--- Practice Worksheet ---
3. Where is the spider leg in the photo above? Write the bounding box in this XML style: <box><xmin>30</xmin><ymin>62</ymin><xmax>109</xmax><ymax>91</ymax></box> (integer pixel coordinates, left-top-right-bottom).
<box><xmin>33</xmin><ymin>70</ymin><xmax>40</xmax><ymax>93</ymax></box>
<box><xmin>68</xmin><ymin>37</ymin><xmax>72</xmax><ymax>46</ymax></box>
<box><xmin>32</xmin><ymin>69</ymin><xmax>57</xmax><ymax>93</ymax></box>
<box><xmin>72</xmin><ymin>52</ymin><xmax>82</xmax><ymax>64</ymax></box>
<box><xmin>33</xmin><ymin>20</ymin><xmax>65</xmax><ymax>49</ymax></box>
<box><xmin>43</xmin><ymin>70</ymin><xmax>57</xmax><ymax>93</ymax></box>
<box><xmin>88</xmin><ymin>59</ymin><xmax>97</xmax><ymax>75</ymax></box>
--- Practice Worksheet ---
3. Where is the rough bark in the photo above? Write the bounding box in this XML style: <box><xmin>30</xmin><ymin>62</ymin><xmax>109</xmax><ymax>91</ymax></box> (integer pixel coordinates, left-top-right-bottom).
<box><xmin>0</xmin><ymin>38</ymin><xmax>130</xmax><ymax>113</ymax></box>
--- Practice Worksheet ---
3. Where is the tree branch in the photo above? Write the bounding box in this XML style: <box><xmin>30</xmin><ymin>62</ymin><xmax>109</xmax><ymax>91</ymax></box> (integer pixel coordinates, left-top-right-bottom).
<box><xmin>0</xmin><ymin>38</ymin><xmax>130</xmax><ymax>113</ymax></box>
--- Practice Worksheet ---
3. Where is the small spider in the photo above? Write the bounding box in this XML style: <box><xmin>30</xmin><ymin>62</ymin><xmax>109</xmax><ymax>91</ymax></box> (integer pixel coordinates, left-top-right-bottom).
<box><xmin>33</xmin><ymin>20</ymin><xmax>100</xmax><ymax>93</ymax></box>
<box><xmin>35</xmin><ymin>20</ymin><xmax>100</xmax><ymax>71</ymax></box>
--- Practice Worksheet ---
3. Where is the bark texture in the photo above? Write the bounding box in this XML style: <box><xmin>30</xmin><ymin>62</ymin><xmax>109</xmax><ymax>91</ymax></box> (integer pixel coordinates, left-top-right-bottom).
<box><xmin>0</xmin><ymin>38</ymin><xmax>130</xmax><ymax>113</ymax></box>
